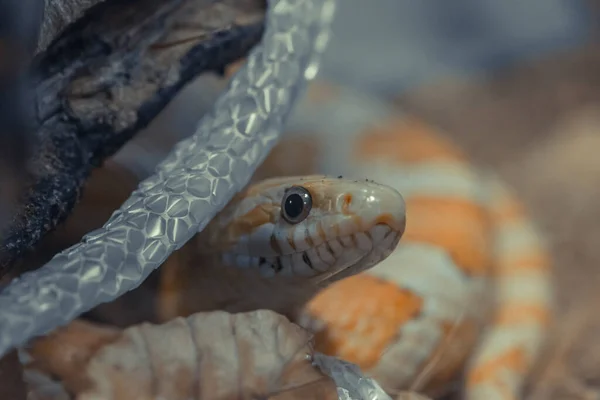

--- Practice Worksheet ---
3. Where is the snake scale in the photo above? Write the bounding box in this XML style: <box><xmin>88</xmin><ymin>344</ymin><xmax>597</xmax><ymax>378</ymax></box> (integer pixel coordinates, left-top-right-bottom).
<box><xmin>153</xmin><ymin>76</ymin><xmax>553</xmax><ymax>399</ymax></box>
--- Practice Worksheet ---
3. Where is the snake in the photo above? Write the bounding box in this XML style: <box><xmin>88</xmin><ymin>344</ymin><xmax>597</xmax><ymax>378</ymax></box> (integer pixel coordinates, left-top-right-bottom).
<box><xmin>151</xmin><ymin>76</ymin><xmax>553</xmax><ymax>399</ymax></box>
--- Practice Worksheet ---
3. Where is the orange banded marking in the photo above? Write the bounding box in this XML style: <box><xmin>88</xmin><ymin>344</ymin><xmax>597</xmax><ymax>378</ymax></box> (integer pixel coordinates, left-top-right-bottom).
<box><xmin>403</xmin><ymin>196</ymin><xmax>492</xmax><ymax>276</ymax></box>
<box><xmin>200</xmin><ymin>203</ymin><xmax>278</xmax><ymax>252</ymax></box>
<box><xmin>354</xmin><ymin>117</ymin><xmax>467</xmax><ymax>164</ymax></box>
<box><xmin>490</xmin><ymin>198</ymin><xmax>526</xmax><ymax>222</ymax></box>
<box><xmin>306</xmin><ymin>274</ymin><xmax>423</xmax><ymax>369</ymax></box>
<box><xmin>493</xmin><ymin>304</ymin><xmax>551</xmax><ymax>327</ymax></box>
<box><xmin>467</xmin><ymin>346</ymin><xmax>528</xmax><ymax>387</ymax></box>
<box><xmin>227</xmin><ymin>204</ymin><xmax>275</xmax><ymax>239</ymax></box>
<box><xmin>157</xmin><ymin>252</ymin><xmax>195</xmax><ymax>322</ymax></box>
<box><xmin>496</xmin><ymin>253</ymin><xmax>550</xmax><ymax>275</ymax></box>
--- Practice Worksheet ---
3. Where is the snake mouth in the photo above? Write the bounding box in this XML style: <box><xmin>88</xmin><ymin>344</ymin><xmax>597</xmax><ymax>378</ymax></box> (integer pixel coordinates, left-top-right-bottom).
<box><xmin>311</xmin><ymin>223</ymin><xmax>401</xmax><ymax>285</ymax></box>
<box><xmin>220</xmin><ymin>222</ymin><xmax>401</xmax><ymax>282</ymax></box>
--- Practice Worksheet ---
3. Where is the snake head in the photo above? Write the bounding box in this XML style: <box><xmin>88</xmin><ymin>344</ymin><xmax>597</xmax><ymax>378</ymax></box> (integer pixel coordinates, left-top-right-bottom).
<box><xmin>197</xmin><ymin>175</ymin><xmax>406</xmax><ymax>285</ymax></box>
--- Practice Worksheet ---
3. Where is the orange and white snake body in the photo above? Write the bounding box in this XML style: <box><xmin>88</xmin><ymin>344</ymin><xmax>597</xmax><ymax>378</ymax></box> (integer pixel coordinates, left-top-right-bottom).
<box><xmin>156</xmin><ymin>78</ymin><xmax>553</xmax><ymax>400</ymax></box>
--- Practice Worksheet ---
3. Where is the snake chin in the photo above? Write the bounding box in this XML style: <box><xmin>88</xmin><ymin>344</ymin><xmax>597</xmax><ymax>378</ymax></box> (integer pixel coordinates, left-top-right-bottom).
<box><xmin>314</xmin><ymin>224</ymin><xmax>401</xmax><ymax>286</ymax></box>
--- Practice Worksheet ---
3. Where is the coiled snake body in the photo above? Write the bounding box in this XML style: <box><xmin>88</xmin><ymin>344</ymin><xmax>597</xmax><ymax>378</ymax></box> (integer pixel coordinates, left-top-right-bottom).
<box><xmin>157</xmin><ymin>80</ymin><xmax>553</xmax><ymax>400</ymax></box>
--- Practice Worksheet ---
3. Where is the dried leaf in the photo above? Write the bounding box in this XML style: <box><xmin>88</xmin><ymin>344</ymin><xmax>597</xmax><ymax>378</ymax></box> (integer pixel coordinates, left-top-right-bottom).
<box><xmin>26</xmin><ymin>310</ymin><xmax>338</xmax><ymax>400</ymax></box>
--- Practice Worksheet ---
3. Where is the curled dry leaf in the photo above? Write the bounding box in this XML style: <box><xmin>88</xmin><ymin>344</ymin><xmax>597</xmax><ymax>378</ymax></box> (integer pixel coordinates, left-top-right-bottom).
<box><xmin>24</xmin><ymin>310</ymin><xmax>338</xmax><ymax>400</ymax></box>
<box><xmin>24</xmin><ymin>319</ymin><xmax>121</xmax><ymax>395</ymax></box>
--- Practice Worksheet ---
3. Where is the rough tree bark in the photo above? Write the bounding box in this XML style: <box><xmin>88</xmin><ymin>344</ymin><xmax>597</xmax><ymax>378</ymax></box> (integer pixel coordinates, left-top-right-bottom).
<box><xmin>0</xmin><ymin>0</ymin><xmax>266</xmax><ymax>279</ymax></box>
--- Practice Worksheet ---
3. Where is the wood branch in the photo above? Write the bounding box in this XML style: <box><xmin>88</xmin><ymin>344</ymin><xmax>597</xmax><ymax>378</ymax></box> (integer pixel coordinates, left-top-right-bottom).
<box><xmin>0</xmin><ymin>0</ymin><xmax>266</xmax><ymax>277</ymax></box>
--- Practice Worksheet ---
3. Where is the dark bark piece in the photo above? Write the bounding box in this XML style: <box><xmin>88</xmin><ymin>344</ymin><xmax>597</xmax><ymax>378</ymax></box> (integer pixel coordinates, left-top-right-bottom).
<box><xmin>37</xmin><ymin>0</ymin><xmax>106</xmax><ymax>54</ymax></box>
<box><xmin>0</xmin><ymin>0</ymin><xmax>266</xmax><ymax>278</ymax></box>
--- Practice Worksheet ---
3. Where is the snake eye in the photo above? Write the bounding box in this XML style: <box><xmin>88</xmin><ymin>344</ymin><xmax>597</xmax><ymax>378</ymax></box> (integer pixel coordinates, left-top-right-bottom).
<box><xmin>281</xmin><ymin>186</ymin><xmax>312</xmax><ymax>224</ymax></box>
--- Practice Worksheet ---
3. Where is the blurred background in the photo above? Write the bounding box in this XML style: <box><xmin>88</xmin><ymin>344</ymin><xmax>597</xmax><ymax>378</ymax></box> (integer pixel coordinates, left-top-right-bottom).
<box><xmin>313</xmin><ymin>0</ymin><xmax>592</xmax><ymax>95</ymax></box>
<box><xmin>128</xmin><ymin>0</ymin><xmax>595</xmax><ymax>141</ymax></box>
<box><xmin>17</xmin><ymin>0</ymin><xmax>600</xmax><ymax>398</ymax></box>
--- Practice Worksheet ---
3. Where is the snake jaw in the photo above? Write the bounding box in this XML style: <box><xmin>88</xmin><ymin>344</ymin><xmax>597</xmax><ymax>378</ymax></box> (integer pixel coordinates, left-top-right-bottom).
<box><xmin>311</xmin><ymin>224</ymin><xmax>402</xmax><ymax>286</ymax></box>
<box><xmin>198</xmin><ymin>175</ymin><xmax>406</xmax><ymax>282</ymax></box>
